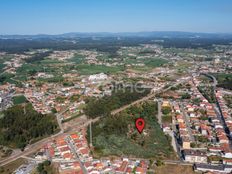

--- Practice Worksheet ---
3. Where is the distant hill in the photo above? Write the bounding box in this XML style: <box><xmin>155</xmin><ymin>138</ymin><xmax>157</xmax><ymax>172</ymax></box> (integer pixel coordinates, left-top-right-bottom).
<box><xmin>1</xmin><ymin>31</ymin><xmax>232</xmax><ymax>39</ymax></box>
<box><xmin>1</xmin><ymin>31</ymin><xmax>232</xmax><ymax>54</ymax></box>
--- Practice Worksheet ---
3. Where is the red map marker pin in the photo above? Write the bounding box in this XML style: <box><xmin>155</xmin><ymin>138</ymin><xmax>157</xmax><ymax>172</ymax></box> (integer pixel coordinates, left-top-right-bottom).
<box><xmin>135</xmin><ymin>118</ymin><xmax>145</xmax><ymax>134</ymax></box>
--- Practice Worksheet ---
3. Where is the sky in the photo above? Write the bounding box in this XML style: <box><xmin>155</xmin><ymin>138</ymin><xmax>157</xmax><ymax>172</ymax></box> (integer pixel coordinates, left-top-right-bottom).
<box><xmin>0</xmin><ymin>0</ymin><xmax>232</xmax><ymax>35</ymax></box>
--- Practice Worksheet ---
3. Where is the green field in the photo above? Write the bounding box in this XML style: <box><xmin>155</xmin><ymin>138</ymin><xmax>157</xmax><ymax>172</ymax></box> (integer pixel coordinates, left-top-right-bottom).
<box><xmin>128</xmin><ymin>58</ymin><xmax>168</xmax><ymax>72</ymax></box>
<box><xmin>68</xmin><ymin>54</ymin><xmax>86</xmax><ymax>64</ymax></box>
<box><xmin>75</xmin><ymin>64</ymin><xmax>124</xmax><ymax>75</ymax></box>
<box><xmin>89</xmin><ymin>102</ymin><xmax>175</xmax><ymax>159</ymax></box>
<box><xmin>144</xmin><ymin>58</ymin><xmax>168</xmax><ymax>67</ymax></box>
<box><xmin>12</xmin><ymin>95</ymin><xmax>28</xmax><ymax>105</ymax></box>
<box><xmin>130</xmin><ymin>66</ymin><xmax>153</xmax><ymax>72</ymax></box>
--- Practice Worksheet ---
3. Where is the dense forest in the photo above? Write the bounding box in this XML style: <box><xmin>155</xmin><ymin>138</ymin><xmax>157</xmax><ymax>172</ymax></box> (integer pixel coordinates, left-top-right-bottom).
<box><xmin>84</xmin><ymin>87</ymin><xmax>151</xmax><ymax>118</ymax></box>
<box><xmin>0</xmin><ymin>104</ymin><xmax>59</xmax><ymax>149</ymax></box>
<box><xmin>0</xmin><ymin>37</ymin><xmax>150</xmax><ymax>54</ymax></box>
<box><xmin>25</xmin><ymin>51</ymin><xmax>53</xmax><ymax>63</ymax></box>
<box><xmin>1</xmin><ymin>34</ymin><xmax>232</xmax><ymax>54</ymax></box>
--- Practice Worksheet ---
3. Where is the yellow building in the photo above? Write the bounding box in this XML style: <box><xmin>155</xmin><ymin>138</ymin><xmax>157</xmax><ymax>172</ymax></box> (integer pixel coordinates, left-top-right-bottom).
<box><xmin>182</xmin><ymin>136</ymin><xmax>191</xmax><ymax>149</ymax></box>
<box><xmin>162</xmin><ymin>100</ymin><xmax>170</xmax><ymax>108</ymax></box>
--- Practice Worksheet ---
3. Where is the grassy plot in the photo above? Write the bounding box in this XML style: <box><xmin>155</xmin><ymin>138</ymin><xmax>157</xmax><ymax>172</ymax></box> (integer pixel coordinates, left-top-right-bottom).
<box><xmin>68</xmin><ymin>54</ymin><xmax>86</xmax><ymax>64</ymax></box>
<box><xmin>12</xmin><ymin>95</ymin><xmax>28</xmax><ymax>105</ymax></box>
<box><xmin>144</xmin><ymin>58</ymin><xmax>168</xmax><ymax>67</ymax></box>
<box><xmin>75</xmin><ymin>64</ymin><xmax>124</xmax><ymax>75</ymax></box>
<box><xmin>89</xmin><ymin>102</ymin><xmax>175</xmax><ymax>159</ymax></box>
<box><xmin>175</xmin><ymin>61</ymin><xmax>193</xmax><ymax>72</ymax></box>
<box><xmin>155</xmin><ymin>164</ymin><xmax>196</xmax><ymax>174</ymax></box>
<box><xmin>61</xmin><ymin>113</ymin><xmax>82</xmax><ymax>123</ymax></box>
<box><xmin>130</xmin><ymin>58</ymin><xmax>168</xmax><ymax>72</ymax></box>
<box><xmin>37</xmin><ymin>76</ymin><xmax>64</xmax><ymax>83</ymax></box>
<box><xmin>0</xmin><ymin>158</ymin><xmax>27</xmax><ymax>174</ymax></box>
<box><xmin>16</xmin><ymin>62</ymin><xmax>63</xmax><ymax>78</ymax></box>
<box><xmin>162</xmin><ymin>115</ymin><xmax>172</xmax><ymax>124</ymax></box>
<box><xmin>16</xmin><ymin>63</ymin><xmax>45</xmax><ymax>75</ymax></box>
<box><xmin>40</xmin><ymin>59</ymin><xmax>64</xmax><ymax>64</ymax></box>
<box><xmin>130</xmin><ymin>66</ymin><xmax>153</xmax><ymax>72</ymax></box>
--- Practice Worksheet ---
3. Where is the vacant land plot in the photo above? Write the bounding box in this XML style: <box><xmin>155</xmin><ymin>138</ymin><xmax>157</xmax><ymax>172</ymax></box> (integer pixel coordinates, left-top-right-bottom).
<box><xmin>0</xmin><ymin>158</ymin><xmax>27</xmax><ymax>174</ymax></box>
<box><xmin>12</xmin><ymin>95</ymin><xmax>28</xmax><ymax>105</ymax></box>
<box><xmin>155</xmin><ymin>164</ymin><xmax>196</xmax><ymax>174</ymax></box>
<box><xmin>89</xmin><ymin>102</ymin><xmax>175</xmax><ymax>159</ymax></box>
<box><xmin>75</xmin><ymin>64</ymin><xmax>124</xmax><ymax>75</ymax></box>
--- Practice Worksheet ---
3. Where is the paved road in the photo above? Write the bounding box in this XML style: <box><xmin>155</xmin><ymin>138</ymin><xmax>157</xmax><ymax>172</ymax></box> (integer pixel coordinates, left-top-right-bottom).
<box><xmin>157</xmin><ymin>100</ymin><xmax>162</xmax><ymax>125</ymax></box>
<box><xmin>66</xmin><ymin>137</ymin><xmax>88</xmax><ymax>174</ymax></box>
<box><xmin>201</xmin><ymin>73</ymin><xmax>217</xmax><ymax>87</ymax></box>
<box><xmin>55</xmin><ymin>103</ymin><xmax>76</xmax><ymax>133</ymax></box>
<box><xmin>171</xmin><ymin>119</ymin><xmax>183</xmax><ymax>160</ymax></box>
<box><xmin>180</xmin><ymin>103</ymin><xmax>195</xmax><ymax>142</ymax></box>
<box><xmin>21</xmin><ymin>156</ymin><xmax>44</xmax><ymax>163</ymax></box>
<box><xmin>0</xmin><ymin>131</ymin><xmax>63</xmax><ymax>166</ymax></box>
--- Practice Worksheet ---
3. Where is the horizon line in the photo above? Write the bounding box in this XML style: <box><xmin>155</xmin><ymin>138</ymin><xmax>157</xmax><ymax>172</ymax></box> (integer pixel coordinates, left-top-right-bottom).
<box><xmin>1</xmin><ymin>30</ymin><xmax>232</xmax><ymax>36</ymax></box>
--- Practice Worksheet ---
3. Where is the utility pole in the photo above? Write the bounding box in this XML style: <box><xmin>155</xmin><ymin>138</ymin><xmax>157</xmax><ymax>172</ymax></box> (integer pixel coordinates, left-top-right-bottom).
<box><xmin>23</xmin><ymin>103</ymin><xmax>26</xmax><ymax>114</ymax></box>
